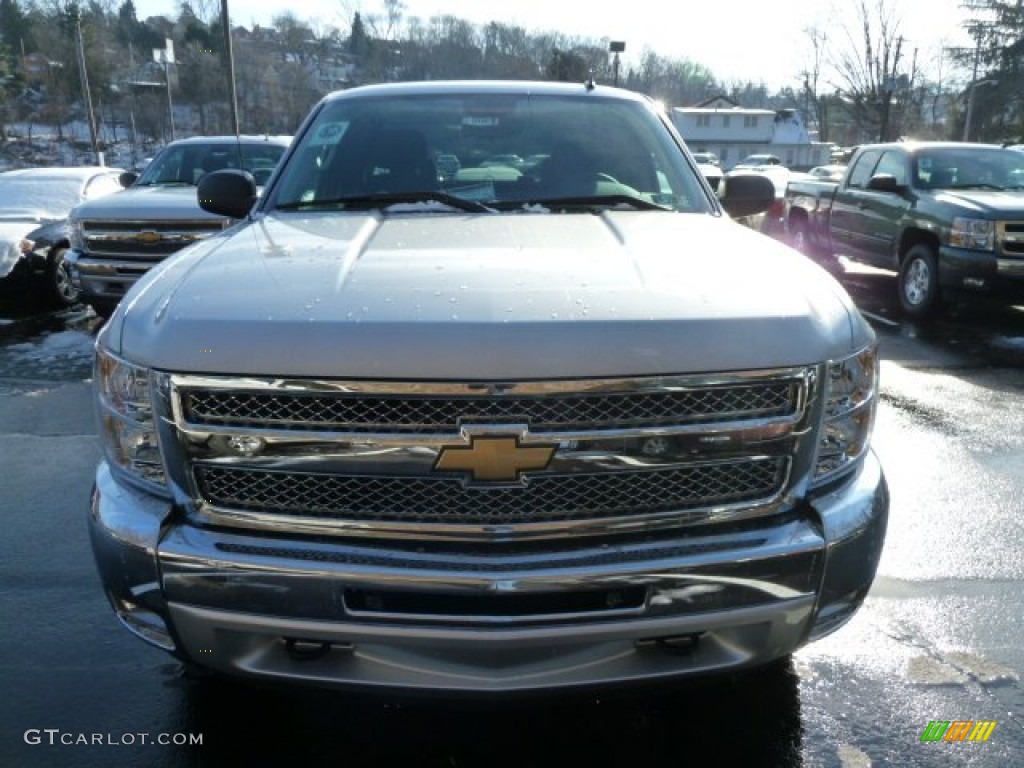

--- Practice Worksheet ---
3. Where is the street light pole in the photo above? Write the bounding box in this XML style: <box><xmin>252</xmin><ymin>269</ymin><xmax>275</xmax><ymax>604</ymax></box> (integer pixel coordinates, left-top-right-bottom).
<box><xmin>609</xmin><ymin>41</ymin><xmax>625</xmax><ymax>87</ymax></box>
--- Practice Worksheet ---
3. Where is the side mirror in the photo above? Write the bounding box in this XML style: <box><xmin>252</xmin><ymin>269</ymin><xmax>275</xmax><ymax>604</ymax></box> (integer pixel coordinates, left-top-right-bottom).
<box><xmin>867</xmin><ymin>173</ymin><xmax>902</xmax><ymax>193</ymax></box>
<box><xmin>719</xmin><ymin>173</ymin><xmax>776</xmax><ymax>218</ymax></box>
<box><xmin>119</xmin><ymin>171</ymin><xmax>138</xmax><ymax>188</ymax></box>
<box><xmin>197</xmin><ymin>169</ymin><xmax>258</xmax><ymax>219</ymax></box>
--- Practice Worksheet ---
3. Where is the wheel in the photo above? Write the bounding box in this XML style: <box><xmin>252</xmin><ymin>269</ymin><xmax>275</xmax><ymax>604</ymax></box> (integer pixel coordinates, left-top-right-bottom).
<box><xmin>789</xmin><ymin>218</ymin><xmax>840</xmax><ymax>273</ymax></box>
<box><xmin>789</xmin><ymin>218</ymin><xmax>811</xmax><ymax>254</ymax></box>
<box><xmin>42</xmin><ymin>247</ymin><xmax>80</xmax><ymax>307</ymax></box>
<box><xmin>898</xmin><ymin>244</ymin><xmax>942</xmax><ymax>318</ymax></box>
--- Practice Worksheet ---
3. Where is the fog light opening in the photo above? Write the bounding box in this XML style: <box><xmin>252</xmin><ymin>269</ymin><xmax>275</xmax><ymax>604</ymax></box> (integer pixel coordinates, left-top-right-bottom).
<box><xmin>111</xmin><ymin>595</ymin><xmax>176</xmax><ymax>651</ymax></box>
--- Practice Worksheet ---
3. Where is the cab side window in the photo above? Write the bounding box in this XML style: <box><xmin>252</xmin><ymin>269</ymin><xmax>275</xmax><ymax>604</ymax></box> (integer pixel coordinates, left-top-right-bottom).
<box><xmin>846</xmin><ymin>150</ymin><xmax>882</xmax><ymax>189</ymax></box>
<box><xmin>873</xmin><ymin>151</ymin><xmax>908</xmax><ymax>186</ymax></box>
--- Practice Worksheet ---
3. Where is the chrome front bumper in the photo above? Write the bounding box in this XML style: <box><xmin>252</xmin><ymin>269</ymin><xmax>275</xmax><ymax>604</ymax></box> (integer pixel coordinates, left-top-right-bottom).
<box><xmin>89</xmin><ymin>453</ymin><xmax>888</xmax><ymax>693</ymax></box>
<box><xmin>65</xmin><ymin>249</ymin><xmax>153</xmax><ymax>300</ymax></box>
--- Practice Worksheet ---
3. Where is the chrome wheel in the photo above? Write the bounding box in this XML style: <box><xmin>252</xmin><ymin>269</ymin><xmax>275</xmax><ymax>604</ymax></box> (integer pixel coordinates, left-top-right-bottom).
<box><xmin>902</xmin><ymin>258</ymin><xmax>930</xmax><ymax>306</ymax></box>
<box><xmin>898</xmin><ymin>245</ymin><xmax>941</xmax><ymax>318</ymax></box>
<box><xmin>791</xmin><ymin>226</ymin><xmax>807</xmax><ymax>254</ymax></box>
<box><xmin>51</xmin><ymin>248</ymin><xmax>78</xmax><ymax>305</ymax></box>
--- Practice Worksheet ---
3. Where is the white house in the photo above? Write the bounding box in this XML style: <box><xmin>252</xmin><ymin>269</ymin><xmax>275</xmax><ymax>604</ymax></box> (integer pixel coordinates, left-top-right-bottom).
<box><xmin>671</xmin><ymin>96</ymin><xmax>832</xmax><ymax>170</ymax></box>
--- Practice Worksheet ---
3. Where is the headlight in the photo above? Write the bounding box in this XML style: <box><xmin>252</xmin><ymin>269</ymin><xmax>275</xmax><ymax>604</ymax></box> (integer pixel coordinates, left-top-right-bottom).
<box><xmin>949</xmin><ymin>217</ymin><xmax>994</xmax><ymax>250</ymax></box>
<box><xmin>812</xmin><ymin>344</ymin><xmax>878</xmax><ymax>487</ymax></box>
<box><xmin>95</xmin><ymin>347</ymin><xmax>167</xmax><ymax>492</ymax></box>
<box><xmin>69</xmin><ymin>216</ymin><xmax>85</xmax><ymax>251</ymax></box>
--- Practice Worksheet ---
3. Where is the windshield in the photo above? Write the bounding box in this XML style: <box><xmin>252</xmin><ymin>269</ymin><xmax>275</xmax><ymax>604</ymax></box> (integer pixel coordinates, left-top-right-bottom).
<box><xmin>914</xmin><ymin>147</ymin><xmax>1024</xmax><ymax>190</ymax></box>
<box><xmin>0</xmin><ymin>177</ymin><xmax>82</xmax><ymax>216</ymax></box>
<box><xmin>136</xmin><ymin>141</ymin><xmax>287</xmax><ymax>187</ymax></box>
<box><xmin>268</xmin><ymin>91</ymin><xmax>707</xmax><ymax>213</ymax></box>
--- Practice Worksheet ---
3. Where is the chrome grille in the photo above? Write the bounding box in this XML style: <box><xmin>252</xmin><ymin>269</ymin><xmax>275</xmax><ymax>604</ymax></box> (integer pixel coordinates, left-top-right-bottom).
<box><xmin>182</xmin><ymin>383</ymin><xmax>799</xmax><ymax>433</ymax></box>
<box><xmin>195</xmin><ymin>458</ymin><xmax>788</xmax><ymax>525</ymax></box>
<box><xmin>82</xmin><ymin>219</ymin><xmax>226</xmax><ymax>260</ymax></box>
<box><xmin>165</xmin><ymin>370</ymin><xmax>815</xmax><ymax>540</ymax></box>
<box><xmin>998</xmin><ymin>221</ymin><xmax>1024</xmax><ymax>256</ymax></box>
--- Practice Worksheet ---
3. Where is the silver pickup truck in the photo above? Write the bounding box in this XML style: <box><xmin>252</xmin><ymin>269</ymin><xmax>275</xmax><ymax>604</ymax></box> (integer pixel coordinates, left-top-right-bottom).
<box><xmin>89</xmin><ymin>81</ymin><xmax>888</xmax><ymax>694</ymax></box>
<box><xmin>66</xmin><ymin>135</ymin><xmax>290</xmax><ymax>317</ymax></box>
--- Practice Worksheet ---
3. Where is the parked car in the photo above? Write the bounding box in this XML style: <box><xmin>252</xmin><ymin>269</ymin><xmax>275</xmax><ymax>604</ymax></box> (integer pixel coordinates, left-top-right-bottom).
<box><xmin>784</xmin><ymin>141</ymin><xmax>1024</xmax><ymax>317</ymax></box>
<box><xmin>691</xmin><ymin>151</ymin><xmax>724</xmax><ymax>191</ymax></box>
<box><xmin>726</xmin><ymin>163</ymin><xmax>791</xmax><ymax>236</ymax></box>
<box><xmin>65</xmin><ymin>135</ymin><xmax>291</xmax><ymax>317</ymax></box>
<box><xmin>733</xmin><ymin>153</ymin><xmax>784</xmax><ymax>170</ymax></box>
<box><xmin>690</xmin><ymin>151</ymin><xmax>720</xmax><ymax>166</ymax></box>
<box><xmin>0</xmin><ymin>166</ymin><xmax>124</xmax><ymax>307</ymax></box>
<box><xmin>806</xmin><ymin>164</ymin><xmax>847</xmax><ymax>182</ymax></box>
<box><xmin>88</xmin><ymin>79</ymin><xmax>887</xmax><ymax>695</ymax></box>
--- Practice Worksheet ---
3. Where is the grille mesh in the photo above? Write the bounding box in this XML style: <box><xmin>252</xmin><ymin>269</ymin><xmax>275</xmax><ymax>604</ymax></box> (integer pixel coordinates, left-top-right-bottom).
<box><xmin>195</xmin><ymin>458</ymin><xmax>787</xmax><ymax>526</ymax></box>
<box><xmin>183</xmin><ymin>384</ymin><xmax>798</xmax><ymax>433</ymax></box>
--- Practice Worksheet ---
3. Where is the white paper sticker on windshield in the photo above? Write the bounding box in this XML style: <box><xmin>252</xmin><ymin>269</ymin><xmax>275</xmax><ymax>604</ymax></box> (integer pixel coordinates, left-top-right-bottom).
<box><xmin>309</xmin><ymin>122</ymin><xmax>348</xmax><ymax>146</ymax></box>
<box><xmin>462</xmin><ymin>116</ymin><xmax>499</xmax><ymax>127</ymax></box>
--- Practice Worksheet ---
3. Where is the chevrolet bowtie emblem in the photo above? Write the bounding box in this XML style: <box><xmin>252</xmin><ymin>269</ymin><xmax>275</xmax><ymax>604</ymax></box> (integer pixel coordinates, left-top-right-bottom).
<box><xmin>133</xmin><ymin>230</ymin><xmax>164</xmax><ymax>244</ymax></box>
<box><xmin>434</xmin><ymin>436</ymin><xmax>556</xmax><ymax>482</ymax></box>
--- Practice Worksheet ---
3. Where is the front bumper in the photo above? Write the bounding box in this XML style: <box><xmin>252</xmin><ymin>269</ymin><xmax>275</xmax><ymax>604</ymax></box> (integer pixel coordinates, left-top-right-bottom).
<box><xmin>938</xmin><ymin>245</ymin><xmax>1024</xmax><ymax>298</ymax></box>
<box><xmin>89</xmin><ymin>453</ymin><xmax>888</xmax><ymax>693</ymax></box>
<box><xmin>65</xmin><ymin>248</ymin><xmax>154</xmax><ymax>302</ymax></box>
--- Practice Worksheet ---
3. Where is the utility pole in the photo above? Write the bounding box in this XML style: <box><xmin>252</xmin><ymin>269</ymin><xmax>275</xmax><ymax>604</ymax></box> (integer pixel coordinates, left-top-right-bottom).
<box><xmin>75</xmin><ymin>11</ymin><xmax>102</xmax><ymax>164</ymax></box>
<box><xmin>221</xmin><ymin>0</ymin><xmax>240</xmax><ymax>136</ymax></box>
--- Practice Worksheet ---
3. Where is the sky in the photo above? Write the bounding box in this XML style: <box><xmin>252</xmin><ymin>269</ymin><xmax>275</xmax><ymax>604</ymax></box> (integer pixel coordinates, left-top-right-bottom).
<box><xmin>134</xmin><ymin>0</ymin><xmax>977</xmax><ymax>91</ymax></box>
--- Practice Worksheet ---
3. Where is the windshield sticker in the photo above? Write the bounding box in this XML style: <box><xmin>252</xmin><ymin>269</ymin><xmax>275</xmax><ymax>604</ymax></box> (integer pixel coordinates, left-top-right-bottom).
<box><xmin>309</xmin><ymin>122</ymin><xmax>348</xmax><ymax>146</ymax></box>
<box><xmin>462</xmin><ymin>116</ymin><xmax>500</xmax><ymax>127</ymax></box>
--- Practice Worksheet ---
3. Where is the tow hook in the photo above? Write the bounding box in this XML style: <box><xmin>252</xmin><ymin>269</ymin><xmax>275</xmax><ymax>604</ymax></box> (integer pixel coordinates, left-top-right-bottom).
<box><xmin>284</xmin><ymin>637</ymin><xmax>341</xmax><ymax>661</ymax></box>
<box><xmin>635</xmin><ymin>633</ymin><xmax>704</xmax><ymax>655</ymax></box>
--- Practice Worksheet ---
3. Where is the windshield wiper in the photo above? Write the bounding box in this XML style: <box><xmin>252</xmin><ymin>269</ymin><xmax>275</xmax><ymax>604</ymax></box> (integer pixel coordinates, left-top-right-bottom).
<box><xmin>136</xmin><ymin>180</ymin><xmax>195</xmax><ymax>187</ymax></box>
<box><xmin>492</xmin><ymin>194</ymin><xmax>672</xmax><ymax>212</ymax></box>
<box><xmin>276</xmin><ymin>191</ymin><xmax>494</xmax><ymax>213</ymax></box>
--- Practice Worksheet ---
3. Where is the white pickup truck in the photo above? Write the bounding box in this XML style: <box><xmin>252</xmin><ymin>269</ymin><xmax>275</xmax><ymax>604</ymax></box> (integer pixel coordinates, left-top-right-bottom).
<box><xmin>88</xmin><ymin>80</ymin><xmax>888</xmax><ymax>694</ymax></box>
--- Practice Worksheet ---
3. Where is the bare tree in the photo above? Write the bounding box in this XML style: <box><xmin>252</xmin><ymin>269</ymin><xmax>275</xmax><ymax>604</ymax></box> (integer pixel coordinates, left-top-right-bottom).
<box><xmin>800</xmin><ymin>25</ymin><xmax>829</xmax><ymax>140</ymax></box>
<box><xmin>626</xmin><ymin>50</ymin><xmax>716</xmax><ymax>107</ymax></box>
<box><xmin>827</xmin><ymin>0</ymin><xmax>919</xmax><ymax>141</ymax></box>
<box><xmin>381</xmin><ymin>0</ymin><xmax>404</xmax><ymax>41</ymax></box>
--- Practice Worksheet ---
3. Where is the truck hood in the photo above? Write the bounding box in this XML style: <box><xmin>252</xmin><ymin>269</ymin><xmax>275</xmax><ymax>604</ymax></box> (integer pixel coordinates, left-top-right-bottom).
<box><xmin>72</xmin><ymin>185</ymin><xmax>224</xmax><ymax>221</ymax></box>
<box><xmin>111</xmin><ymin>210</ymin><xmax>871</xmax><ymax>379</ymax></box>
<box><xmin>932</xmin><ymin>188</ymin><xmax>1024</xmax><ymax>215</ymax></box>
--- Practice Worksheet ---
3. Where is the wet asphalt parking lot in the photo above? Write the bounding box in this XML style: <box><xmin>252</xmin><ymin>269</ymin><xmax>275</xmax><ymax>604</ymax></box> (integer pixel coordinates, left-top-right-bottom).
<box><xmin>1</xmin><ymin>262</ymin><xmax>1023</xmax><ymax>767</ymax></box>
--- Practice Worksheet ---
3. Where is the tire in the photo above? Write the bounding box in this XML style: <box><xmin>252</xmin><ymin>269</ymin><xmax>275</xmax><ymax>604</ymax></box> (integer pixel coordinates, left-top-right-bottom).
<box><xmin>43</xmin><ymin>247</ymin><xmax>80</xmax><ymax>307</ymax></box>
<box><xmin>88</xmin><ymin>298</ymin><xmax>120</xmax><ymax>319</ymax></box>
<box><xmin>898</xmin><ymin>244</ymin><xmax>942</xmax><ymax>319</ymax></box>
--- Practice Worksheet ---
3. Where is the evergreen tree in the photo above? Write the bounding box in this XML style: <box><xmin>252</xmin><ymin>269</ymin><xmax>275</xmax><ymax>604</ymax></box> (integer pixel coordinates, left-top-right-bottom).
<box><xmin>348</xmin><ymin>12</ymin><xmax>368</xmax><ymax>57</ymax></box>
